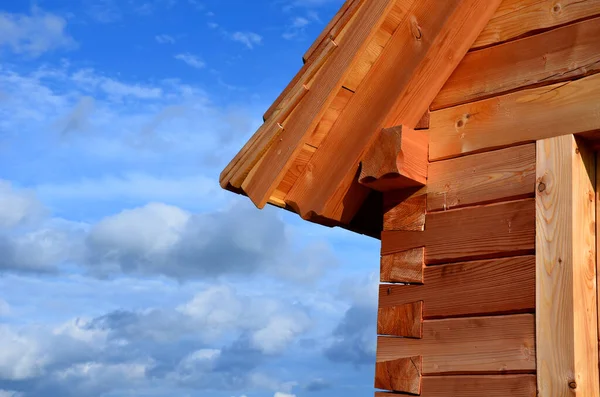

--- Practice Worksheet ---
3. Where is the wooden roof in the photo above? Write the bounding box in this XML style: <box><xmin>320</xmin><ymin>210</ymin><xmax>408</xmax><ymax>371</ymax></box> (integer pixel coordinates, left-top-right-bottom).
<box><xmin>219</xmin><ymin>0</ymin><xmax>598</xmax><ymax>237</ymax></box>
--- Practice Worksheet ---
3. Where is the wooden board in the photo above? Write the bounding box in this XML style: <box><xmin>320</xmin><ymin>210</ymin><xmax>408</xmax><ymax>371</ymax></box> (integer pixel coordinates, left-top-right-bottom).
<box><xmin>285</xmin><ymin>0</ymin><xmax>501</xmax><ymax>223</ymax></box>
<box><xmin>429</xmin><ymin>72</ymin><xmax>600</xmax><ymax>161</ymax></box>
<box><xmin>378</xmin><ymin>301</ymin><xmax>423</xmax><ymax>337</ymax></box>
<box><xmin>270</xmin><ymin>144</ymin><xmax>316</xmax><ymax>206</ymax></box>
<box><xmin>375</xmin><ymin>375</ymin><xmax>537</xmax><ymax>397</ymax></box>
<box><xmin>376</xmin><ymin>314</ymin><xmax>536</xmax><ymax>374</ymax></box>
<box><xmin>380</xmin><ymin>247</ymin><xmax>424</xmax><ymax>283</ymax></box>
<box><xmin>435</xmin><ymin>16</ymin><xmax>600</xmax><ymax>109</ymax></box>
<box><xmin>472</xmin><ymin>0</ymin><xmax>600</xmax><ymax>49</ymax></box>
<box><xmin>381</xmin><ymin>199</ymin><xmax>536</xmax><ymax>264</ymax></box>
<box><xmin>383</xmin><ymin>187</ymin><xmax>426</xmax><ymax>231</ymax></box>
<box><xmin>427</xmin><ymin>144</ymin><xmax>535</xmax><ymax>211</ymax></box>
<box><xmin>536</xmin><ymin>135</ymin><xmax>599</xmax><ymax>396</ymax></box>
<box><xmin>379</xmin><ymin>256</ymin><xmax>535</xmax><ymax>318</ymax></box>
<box><xmin>306</xmin><ymin>86</ymin><xmax>353</xmax><ymax>148</ymax></box>
<box><xmin>303</xmin><ymin>0</ymin><xmax>363</xmax><ymax>63</ymax></box>
<box><xmin>375</xmin><ymin>356</ymin><xmax>421</xmax><ymax>393</ymax></box>
<box><xmin>243</xmin><ymin>0</ymin><xmax>414</xmax><ymax>209</ymax></box>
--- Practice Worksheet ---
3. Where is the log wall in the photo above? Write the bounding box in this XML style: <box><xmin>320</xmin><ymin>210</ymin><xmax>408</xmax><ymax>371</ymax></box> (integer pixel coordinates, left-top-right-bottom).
<box><xmin>375</xmin><ymin>1</ymin><xmax>600</xmax><ymax>394</ymax></box>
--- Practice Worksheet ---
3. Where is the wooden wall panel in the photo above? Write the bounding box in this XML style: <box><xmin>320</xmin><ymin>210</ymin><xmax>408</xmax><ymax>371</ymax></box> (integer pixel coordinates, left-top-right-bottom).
<box><xmin>435</xmin><ymin>17</ymin><xmax>600</xmax><ymax>109</ymax></box>
<box><xmin>383</xmin><ymin>187</ymin><xmax>426</xmax><ymax>231</ymax></box>
<box><xmin>429</xmin><ymin>73</ymin><xmax>600</xmax><ymax>161</ymax></box>
<box><xmin>378</xmin><ymin>301</ymin><xmax>423</xmax><ymax>337</ymax></box>
<box><xmin>427</xmin><ymin>144</ymin><xmax>535</xmax><ymax>211</ymax></box>
<box><xmin>381</xmin><ymin>199</ymin><xmax>535</xmax><ymax>264</ymax></box>
<box><xmin>379</xmin><ymin>256</ymin><xmax>535</xmax><ymax>318</ymax></box>
<box><xmin>375</xmin><ymin>375</ymin><xmax>537</xmax><ymax>397</ymax></box>
<box><xmin>377</xmin><ymin>314</ymin><xmax>536</xmax><ymax>374</ymax></box>
<box><xmin>472</xmin><ymin>0</ymin><xmax>600</xmax><ymax>49</ymax></box>
<box><xmin>536</xmin><ymin>135</ymin><xmax>599</xmax><ymax>396</ymax></box>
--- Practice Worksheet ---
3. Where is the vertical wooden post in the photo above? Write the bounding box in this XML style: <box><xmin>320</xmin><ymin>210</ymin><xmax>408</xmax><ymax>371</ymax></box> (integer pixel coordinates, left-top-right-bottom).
<box><xmin>536</xmin><ymin>135</ymin><xmax>599</xmax><ymax>396</ymax></box>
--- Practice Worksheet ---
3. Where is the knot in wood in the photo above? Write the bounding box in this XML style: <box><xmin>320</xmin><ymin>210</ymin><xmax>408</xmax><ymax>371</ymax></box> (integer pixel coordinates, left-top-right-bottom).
<box><xmin>568</xmin><ymin>380</ymin><xmax>577</xmax><ymax>389</ymax></box>
<box><xmin>410</xmin><ymin>20</ymin><xmax>422</xmax><ymax>40</ymax></box>
<box><xmin>537</xmin><ymin>182</ymin><xmax>546</xmax><ymax>193</ymax></box>
<box><xmin>552</xmin><ymin>3</ymin><xmax>562</xmax><ymax>14</ymax></box>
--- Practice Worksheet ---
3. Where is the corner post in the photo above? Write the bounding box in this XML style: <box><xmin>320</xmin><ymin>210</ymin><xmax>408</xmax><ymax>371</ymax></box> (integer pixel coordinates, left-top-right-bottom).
<box><xmin>536</xmin><ymin>135</ymin><xmax>599</xmax><ymax>396</ymax></box>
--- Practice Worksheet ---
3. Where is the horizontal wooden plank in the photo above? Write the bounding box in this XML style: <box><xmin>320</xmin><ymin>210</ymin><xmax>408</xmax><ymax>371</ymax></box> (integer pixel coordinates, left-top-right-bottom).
<box><xmin>382</xmin><ymin>199</ymin><xmax>536</xmax><ymax>264</ymax></box>
<box><xmin>427</xmin><ymin>144</ymin><xmax>536</xmax><ymax>211</ymax></box>
<box><xmin>375</xmin><ymin>375</ymin><xmax>537</xmax><ymax>397</ymax></box>
<box><xmin>377</xmin><ymin>314</ymin><xmax>536</xmax><ymax>374</ymax></box>
<box><xmin>429</xmin><ymin>73</ymin><xmax>600</xmax><ymax>161</ymax></box>
<box><xmin>379</xmin><ymin>256</ymin><xmax>535</xmax><ymax>318</ymax></box>
<box><xmin>381</xmin><ymin>247</ymin><xmax>424</xmax><ymax>283</ymax></box>
<box><xmin>435</xmin><ymin>16</ymin><xmax>600</xmax><ymax>109</ymax></box>
<box><xmin>378</xmin><ymin>301</ymin><xmax>423</xmax><ymax>337</ymax></box>
<box><xmin>375</xmin><ymin>356</ymin><xmax>422</xmax><ymax>394</ymax></box>
<box><xmin>472</xmin><ymin>0</ymin><xmax>600</xmax><ymax>49</ymax></box>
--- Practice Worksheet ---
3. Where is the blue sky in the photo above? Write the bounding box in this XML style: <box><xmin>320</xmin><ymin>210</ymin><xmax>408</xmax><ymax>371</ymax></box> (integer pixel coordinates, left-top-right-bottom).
<box><xmin>0</xmin><ymin>1</ymin><xmax>380</xmax><ymax>396</ymax></box>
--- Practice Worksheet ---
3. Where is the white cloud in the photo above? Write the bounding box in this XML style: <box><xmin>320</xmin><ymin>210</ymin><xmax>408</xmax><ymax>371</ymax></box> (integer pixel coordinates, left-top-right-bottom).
<box><xmin>0</xmin><ymin>326</ymin><xmax>47</xmax><ymax>380</ymax></box>
<box><xmin>0</xmin><ymin>391</ymin><xmax>24</xmax><ymax>397</ymax></box>
<box><xmin>0</xmin><ymin>181</ymin><xmax>45</xmax><ymax>229</ymax></box>
<box><xmin>275</xmin><ymin>393</ymin><xmax>296</xmax><ymax>397</ymax></box>
<box><xmin>155</xmin><ymin>34</ymin><xmax>175</xmax><ymax>44</ymax></box>
<box><xmin>0</xmin><ymin>7</ymin><xmax>76</xmax><ymax>57</ymax></box>
<box><xmin>72</xmin><ymin>68</ymin><xmax>163</xmax><ymax>100</ymax></box>
<box><xmin>175</xmin><ymin>53</ymin><xmax>206</xmax><ymax>69</ymax></box>
<box><xmin>230</xmin><ymin>32</ymin><xmax>262</xmax><ymax>49</ymax></box>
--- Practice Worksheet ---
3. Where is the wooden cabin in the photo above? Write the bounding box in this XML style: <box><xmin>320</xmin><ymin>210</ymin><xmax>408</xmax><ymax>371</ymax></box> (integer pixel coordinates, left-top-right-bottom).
<box><xmin>220</xmin><ymin>0</ymin><xmax>600</xmax><ymax>395</ymax></box>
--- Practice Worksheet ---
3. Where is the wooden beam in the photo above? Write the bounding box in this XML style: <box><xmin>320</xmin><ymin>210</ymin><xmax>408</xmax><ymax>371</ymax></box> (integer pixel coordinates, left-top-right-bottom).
<box><xmin>379</xmin><ymin>256</ymin><xmax>535</xmax><ymax>318</ymax></box>
<box><xmin>435</xmin><ymin>17</ymin><xmax>600</xmax><ymax>110</ymax></box>
<box><xmin>377</xmin><ymin>314</ymin><xmax>536</xmax><ymax>374</ymax></box>
<box><xmin>378</xmin><ymin>301</ymin><xmax>422</xmax><ymax>337</ymax></box>
<box><xmin>285</xmin><ymin>0</ymin><xmax>502</xmax><ymax>223</ymax></box>
<box><xmin>429</xmin><ymin>73</ymin><xmax>600</xmax><ymax>161</ymax></box>
<box><xmin>375</xmin><ymin>375</ymin><xmax>537</xmax><ymax>397</ymax></box>
<box><xmin>359</xmin><ymin>126</ymin><xmax>427</xmax><ymax>192</ymax></box>
<box><xmin>241</xmin><ymin>0</ymin><xmax>412</xmax><ymax>209</ymax></box>
<box><xmin>302</xmin><ymin>0</ymin><xmax>363</xmax><ymax>64</ymax></box>
<box><xmin>383</xmin><ymin>187</ymin><xmax>426</xmax><ymax>231</ymax></box>
<box><xmin>375</xmin><ymin>356</ymin><xmax>422</xmax><ymax>394</ymax></box>
<box><xmin>381</xmin><ymin>199</ymin><xmax>536</xmax><ymax>264</ymax></box>
<box><xmin>427</xmin><ymin>144</ymin><xmax>536</xmax><ymax>212</ymax></box>
<box><xmin>535</xmin><ymin>135</ymin><xmax>599</xmax><ymax>396</ymax></box>
<box><xmin>380</xmin><ymin>247</ymin><xmax>424</xmax><ymax>283</ymax></box>
<box><xmin>472</xmin><ymin>0</ymin><xmax>600</xmax><ymax>50</ymax></box>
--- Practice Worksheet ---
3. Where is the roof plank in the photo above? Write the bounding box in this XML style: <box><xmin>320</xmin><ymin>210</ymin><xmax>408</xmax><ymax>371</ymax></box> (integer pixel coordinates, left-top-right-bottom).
<box><xmin>241</xmin><ymin>0</ymin><xmax>408</xmax><ymax>209</ymax></box>
<box><xmin>286</xmin><ymin>0</ymin><xmax>502</xmax><ymax>223</ymax></box>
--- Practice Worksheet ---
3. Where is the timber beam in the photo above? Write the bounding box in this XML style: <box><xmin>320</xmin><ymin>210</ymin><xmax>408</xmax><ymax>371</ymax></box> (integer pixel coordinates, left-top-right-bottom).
<box><xmin>359</xmin><ymin>126</ymin><xmax>427</xmax><ymax>192</ymax></box>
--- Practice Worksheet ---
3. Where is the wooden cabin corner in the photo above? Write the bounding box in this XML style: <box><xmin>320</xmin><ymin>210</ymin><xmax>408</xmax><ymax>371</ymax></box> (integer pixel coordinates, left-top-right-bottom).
<box><xmin>220</xmin><ymin>0</ymin><xmax>600</xmax><ymax>395</ymax></box>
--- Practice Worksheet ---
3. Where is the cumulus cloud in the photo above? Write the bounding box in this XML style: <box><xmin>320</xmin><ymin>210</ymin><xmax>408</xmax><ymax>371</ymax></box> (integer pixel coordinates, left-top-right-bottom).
<box><xmin>72</xmin><ymin>69</ymin><xmax>162</xmax><ymax>100</ymax></box>
<box><xmin>0</xmin><ymin>7</ymin><xmax>76</xmax><ymax>57</ymax></box>
<box><xmin>83</xmin><ymin>202</ymin><xmax>336</xmax><ymax>282</ymax></box>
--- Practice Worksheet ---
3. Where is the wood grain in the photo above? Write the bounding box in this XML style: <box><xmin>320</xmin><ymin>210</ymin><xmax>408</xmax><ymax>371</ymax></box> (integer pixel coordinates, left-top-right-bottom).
<box><xmin>285</xmin><ymin>0</ymin><xmax>501</xmax><ymax>223</ymax></box>
<box><xmin>427</xmin><ymin>144</ymin><xmax>536</xmax><ymax>212</ymax></box>
<box><xmin>374</xmin><ymin>375</ymin><xmax>537</xmax><ymax>397</ymax></box>
<box><xmin>429</xmin><ymin>72</ymin><xmax>600</xmax><ymax>161</ymax></box>
<box><xmin>359</xmin><ymin>126</ymin><xmax>427</xmax><ymax>192</ymax></box>
<box><xmin>243</xmin><ymin>0</ymin><xmax>413</xmax><ymax>209</ymax></box>
<box><xmin>472</xmin><ymin>0</ymin><xmax>600</xmax><ymax>49</ymax></box>
<box><xmin>536</xmin><ymin>135</ymin><xmax>599</xmax><ymax>396</ymax></box>
<box><xmin>383</xmin><ymin>187</ymin><xmax>426</xmax><ymax>231</ymax></box>
<box><xmin>378</xmin><ymin>301</ymin><xmax>423</xmax><ymax>337</ymax></box>
<box><xmin>436</xmin><ymin>17</ymin><xmax>600</xmax><ymax>109</ymax></box>
<box><xmin>375</xmin><ymin>356</ymin><xmax>421</xmax><ymax>394</ymax></box>
<box><xmin>380</xmin><ymin>247</ymin><xmax>424</xmax><ymax>283</ymax></box>
<box><xmin>379</xmin><ymin>256</ymin><xmax>535</xmax><ymax>318</ymax></box>
<box><xmin>382</xmin><ymin>199</ymin><xmax>536</xmax><ymax>264</ymax></box>
<box><xmin>376</xmin><ymin>314</ymin><xmax>536</xmax><ymax>374</ymax></box>
<box><xmin>270</xmin><ymin>144</ymin><xmax>316</xmax><ymax>207</ymax></box>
